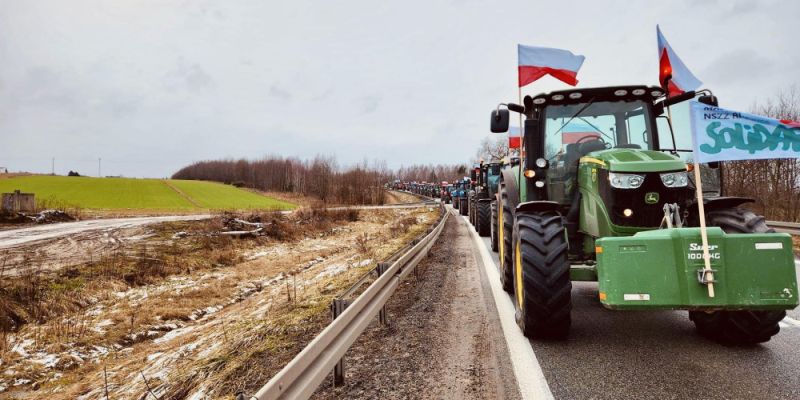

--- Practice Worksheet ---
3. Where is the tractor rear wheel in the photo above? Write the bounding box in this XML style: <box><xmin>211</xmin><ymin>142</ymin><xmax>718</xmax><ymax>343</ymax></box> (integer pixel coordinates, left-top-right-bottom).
<box><xmin>513</xmin><ymin>211</ymin><xmax>572</xmax><ymax>339</ymax></box>
<box><xmin>498</xmin><ymin>183</ymin><xmax>514</xmax><ymax>293</ymax></box>
<box><xmin>459</xmin><ymin>197</ymin><xmax>468</xmax><ymax>216</ymax></box>
<box><xmin>477</xmin><ymin>201</ymin><xmax>491</xmax><ymax>237</ymax></box>
<box><xmin>689</xmin><ymin>207</ymin><xmax>785</xmax><ymax>345</ymax></box>
<box><xmin>473</xmin><ymin>198</ymin><xmax>480</xmax><ymax>232</ymax></box>
<box><xmin>490</xmin><ymin>200</ymin><xmax>498</xmax><ymax>251</ymax></box>
<box><xmin>468</xmin><ymin>194</ymin><xmax>476</xmax><ymax>227</ymax></box>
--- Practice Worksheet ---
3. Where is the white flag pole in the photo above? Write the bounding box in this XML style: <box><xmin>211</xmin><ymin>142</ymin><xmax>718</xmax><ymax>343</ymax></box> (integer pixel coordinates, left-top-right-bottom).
<box><xmin>673</xmin><ymin>103</ymin><xmax>715</xmax><ymax>297</ymax></box>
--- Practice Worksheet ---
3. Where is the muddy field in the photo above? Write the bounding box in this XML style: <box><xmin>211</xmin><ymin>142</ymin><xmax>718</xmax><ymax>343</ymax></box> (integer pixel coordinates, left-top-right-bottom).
<box><xmin>384</xmin><ymin>190</ymin><xmax>422</xmax><ymax>205</ymax></box>
<box><xmin>0</xmin><ymin>206</ymin><xmax>439</xmax><ymax>399</ymax></box>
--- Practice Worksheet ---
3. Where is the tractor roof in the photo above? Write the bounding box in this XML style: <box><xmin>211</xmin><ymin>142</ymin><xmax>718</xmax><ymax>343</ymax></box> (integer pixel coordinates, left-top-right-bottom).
<box><xmin>527</xmin><ymin>85</ymin><xmax>665</xmax><ymax>108</ymax></box>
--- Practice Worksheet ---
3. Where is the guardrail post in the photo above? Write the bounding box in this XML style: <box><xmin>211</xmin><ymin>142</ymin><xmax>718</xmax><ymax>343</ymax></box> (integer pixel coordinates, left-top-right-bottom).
<box><xmin>376</xmin><ymin>262</ymin><xmax>390</xmax><ymax>325</ymax></box>
<box><xmin>331</xmin><ymin>298</ymin><xmax>349</xmax><ymax>386</ymax></box>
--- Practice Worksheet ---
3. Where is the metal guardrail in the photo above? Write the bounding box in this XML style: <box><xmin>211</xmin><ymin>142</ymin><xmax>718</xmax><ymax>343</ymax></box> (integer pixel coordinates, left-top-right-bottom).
<box><xmin>768</xmin><ymin>221</ymin><xmax>800</xmax><ymax>236</ymax></box>
<box><xmin>245</xmin><ymin>203</ymin><xmax>449</xmax><ymax>400</ymax></box>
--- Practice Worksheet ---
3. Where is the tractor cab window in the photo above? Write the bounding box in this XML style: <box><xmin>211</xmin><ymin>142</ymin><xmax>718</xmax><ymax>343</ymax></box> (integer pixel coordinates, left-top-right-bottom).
<box><xmin>655</xmin><ymin>101</ymin><xmax>721</xmax><ymax>196</ymax></box>
<box><xmin>543</xmin><ymin>99</ymin><xmax>656</xmax><ymax>203</ymax></box>
<box><xmin>544</xmin><ymin>100</ymin><xmax>655</xmax><ymax>159</ymax></box>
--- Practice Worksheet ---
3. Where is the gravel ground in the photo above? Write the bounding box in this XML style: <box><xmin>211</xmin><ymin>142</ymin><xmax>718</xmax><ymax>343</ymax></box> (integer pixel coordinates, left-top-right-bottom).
<box><xmin>312</xmin><ymin>216</ymin><xmax>520</xmax><ymax>400</ymax></box>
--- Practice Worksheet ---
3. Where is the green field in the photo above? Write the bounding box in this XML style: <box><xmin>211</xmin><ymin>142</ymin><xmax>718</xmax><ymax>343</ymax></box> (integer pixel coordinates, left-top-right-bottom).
<box><xmin>0</xmin><ymin>175</ymin><xmax>295</xmax><ymax>211</ymax></box>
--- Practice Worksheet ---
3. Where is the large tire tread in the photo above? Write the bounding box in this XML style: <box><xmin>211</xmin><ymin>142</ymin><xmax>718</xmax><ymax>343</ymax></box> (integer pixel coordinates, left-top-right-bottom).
<box><xmin>477</xmin><ymin>201</ymin><xmax>491</xmax><ymax>237</ymax></box>
<box><xmin>689</xmin><ymin>207</ymin><xmax>783</xmax><ymax>345</ymax></box>
<box><xmin>499</xmin><ymin>184</ymin><xmax>514</xmax><ymax>293</ymax></box>
<box><xmin>515</xmin><ymin>211</ymin><xmax>572</xmax><ymax>339</ymax></box>
<box><xmin>490</xmin><ymin>201</ymin><xmax>499</xmax><ymax>251</ymax></box>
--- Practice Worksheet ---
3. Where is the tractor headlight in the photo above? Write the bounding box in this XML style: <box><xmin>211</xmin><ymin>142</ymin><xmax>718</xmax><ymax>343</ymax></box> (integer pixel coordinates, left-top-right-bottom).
<box><xmin>660</xmin><ymin>171</ymin><xmax>688</xmax><ymax>187</ymax></box>
<box><xmin>609</xmin><ymin>172</ymin><xmax>644</xmax><ymax>189</ymax></box>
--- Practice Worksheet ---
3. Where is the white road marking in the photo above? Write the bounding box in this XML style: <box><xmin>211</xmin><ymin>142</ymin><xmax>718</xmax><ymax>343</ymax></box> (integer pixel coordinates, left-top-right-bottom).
<box><xmin>782</xmin><ymin>316</ymin><xmax>800</xmax><ymax>328</ymax></box>
<box><xmin>460</xmin><ymin>211</ymin><xmax>554</xmax><ymax>400</ymax></box>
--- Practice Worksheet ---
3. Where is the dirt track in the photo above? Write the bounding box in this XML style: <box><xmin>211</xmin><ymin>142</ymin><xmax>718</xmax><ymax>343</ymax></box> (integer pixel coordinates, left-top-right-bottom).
<box><xmin>0</xmin><ymin>215</ymin><xmax>211</xmax><ymax>277</ymax></box>
<box><xmin>311</xmin><ymin>215</ymin><xmax>520</xmax><ymax>400</ymax></box>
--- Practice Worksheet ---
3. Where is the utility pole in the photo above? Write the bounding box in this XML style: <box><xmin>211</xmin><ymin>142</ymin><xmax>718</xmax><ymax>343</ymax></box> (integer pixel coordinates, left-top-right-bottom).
<box><xmin>51</xmin><ymin>157</ymin><xmax>55</xmax><ymax>175</ymax></box>
<box><xmin>98</xmin><ymin>157</ymin><xmax>102</xmax><ymax>177</ymax></box>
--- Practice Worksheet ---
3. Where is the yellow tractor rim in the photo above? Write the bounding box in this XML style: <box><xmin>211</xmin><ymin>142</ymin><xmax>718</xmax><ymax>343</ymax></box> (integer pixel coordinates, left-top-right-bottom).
<box><xmin>515</xmin><ymin>238</ymin><xmax>524</xmax><ymax>309</ymax></box>
<box><xmin>498</xmin><ymin>196</ymin><xmax>504</xmax><ymax>268</ymax></box>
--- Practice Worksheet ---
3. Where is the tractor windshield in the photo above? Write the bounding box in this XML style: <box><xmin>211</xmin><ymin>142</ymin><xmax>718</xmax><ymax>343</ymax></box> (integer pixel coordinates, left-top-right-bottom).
<box><xmin>544</xmin><ymin>100</ymin><xmax>655</xmax><ymax>159</ymax></box>
<box><xmin>655</xmin><ymin>101</ymin><xmax>721</xmax><ymax>195</ymax></box>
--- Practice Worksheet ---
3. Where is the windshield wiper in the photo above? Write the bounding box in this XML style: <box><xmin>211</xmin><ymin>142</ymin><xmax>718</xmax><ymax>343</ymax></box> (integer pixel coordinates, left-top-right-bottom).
<box><xmin>553</xmin><ymin>97</ymin><xmax>596</xmax><ymax>136</ymax></box>
<box><xmin>577</xmin><ymin>116</ymin><xmax>615</xmax><ymax>142</ymax></box>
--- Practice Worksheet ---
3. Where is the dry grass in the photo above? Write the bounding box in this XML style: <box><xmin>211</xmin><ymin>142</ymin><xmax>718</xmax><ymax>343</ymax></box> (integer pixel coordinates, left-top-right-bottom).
<box><xmin>0</xmin><ymin>206</ymin><xmax>440</xmax><ymax>398</ymax></box>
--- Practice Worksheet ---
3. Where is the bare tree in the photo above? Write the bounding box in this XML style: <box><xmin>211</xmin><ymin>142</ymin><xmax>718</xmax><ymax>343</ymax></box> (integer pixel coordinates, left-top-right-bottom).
<box><xmin>723</xmin><ymin>86</ymin><xmax>800</xmax><ymax>221</ymax></box>
<box><xmin>475</xmin><ymin>135</ymin><xmax>508</xmax><ymax>163</ymax></box>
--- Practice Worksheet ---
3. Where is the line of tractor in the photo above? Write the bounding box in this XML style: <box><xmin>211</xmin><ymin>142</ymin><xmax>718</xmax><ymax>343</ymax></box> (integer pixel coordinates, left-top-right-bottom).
<box><xmin>455</xmin><ymin>84</ymin><xmax>798</xmax><ymax>346</ymax></box>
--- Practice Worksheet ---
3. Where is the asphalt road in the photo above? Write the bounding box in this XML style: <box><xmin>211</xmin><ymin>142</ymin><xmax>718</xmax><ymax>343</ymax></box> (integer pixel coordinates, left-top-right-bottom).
<box><xmin>465</xmin><ymin>213</ymin><xmax>800</xmax><ymax>400</ymax></box>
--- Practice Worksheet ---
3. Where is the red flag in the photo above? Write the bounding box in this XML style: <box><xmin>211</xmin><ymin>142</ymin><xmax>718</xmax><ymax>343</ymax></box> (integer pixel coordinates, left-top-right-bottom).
<box><xmin>657</xmin><ymin>25</ymin><xmax>702</xmax><ymax>96</ymax></box>
<box><xmin>518</xmin><ymin>45</ymin><xmax>585</xmax><ymax>87</ymax></box>
<box><xmin>508</xmin><ymin>126</ymin><xmax>521</xmax><ymax>149</ymax></box>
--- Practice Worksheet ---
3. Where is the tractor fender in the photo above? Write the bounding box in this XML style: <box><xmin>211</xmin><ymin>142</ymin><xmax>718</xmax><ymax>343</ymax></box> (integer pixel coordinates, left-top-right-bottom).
<box><xmin>501</xmin><ymin>170</ymin><xmax>520</xmax><ymax>212</ymax></box>
<box><xmin>687</xmin><ymin>196</ymin><xmax>754</xmax><ymax>215</ymax></box>
<box><xmin>516</xmin><ymin>201</ymin><xmax>561</xmax><ymax>214</ymax></box>
<box><xmin>478</xmin><ymin>198</ymin><xmax>493</xmax><ymax>203</ymax></box>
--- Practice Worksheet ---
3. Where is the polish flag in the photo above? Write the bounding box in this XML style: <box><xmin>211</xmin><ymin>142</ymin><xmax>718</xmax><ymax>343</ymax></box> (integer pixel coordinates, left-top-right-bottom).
<box><xmin>657</xmin><ymin>25</ymin><xmax>702</xmax><ymax>96</ymax></box>
<box><xmin>518</xmin><ymin>44</ymin><xmax>585</xmax><ymax>87</ymax></box>
<box><xmin>508</xmin><ymin>126</ymin><xmax>521</xmax><ymax>149</ymax></box>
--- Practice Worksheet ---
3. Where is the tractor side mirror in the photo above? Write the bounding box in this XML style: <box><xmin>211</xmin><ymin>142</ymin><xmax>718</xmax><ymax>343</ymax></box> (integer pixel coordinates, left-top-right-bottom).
<box><xmin>698</xmin><ymin>95</ymin><xmax>718</xmax><ymax>107</ymax></box>
<box><xmin>490</xmin><ymin>109</ymin><xmax>510</xmax><ymax>133</ymax></box>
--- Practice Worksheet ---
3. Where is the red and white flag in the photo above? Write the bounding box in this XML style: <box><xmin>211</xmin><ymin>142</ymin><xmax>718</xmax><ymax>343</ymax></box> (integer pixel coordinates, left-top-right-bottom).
<box><xmin>657</xmin><ymin>25</ymin><xmax>702</xmax><ymax>96</ymax></box>
<box><xmin>518</xmin><ymin>44</ymin><xmax>585</xmax><ymax>87</ymax></box>
<box><xmin>508</xmin><ymin>126</ymin><xmax>521</xmax><ymax>149</ymax></box>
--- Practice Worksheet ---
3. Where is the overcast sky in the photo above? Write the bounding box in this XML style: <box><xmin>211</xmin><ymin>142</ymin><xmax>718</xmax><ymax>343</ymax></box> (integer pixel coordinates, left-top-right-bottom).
<box><xmin>1</xmin><ymin>0</ymin><xmax>797</xmax><ymax>177</ymax></box>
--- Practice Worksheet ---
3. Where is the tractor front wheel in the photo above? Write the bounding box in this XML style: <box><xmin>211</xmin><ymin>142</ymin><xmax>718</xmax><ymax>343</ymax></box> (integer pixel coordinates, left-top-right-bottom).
<box><xmin>477</xmin><ymin>201</ymin><xmax>491</xmax><ymax>237</ymax></box>
<box><xmin>689</xmin><ymin>310</ymin><xmax>784</xmax><ymax>346</ymax></box>
<box><xmin>689</xmin><ymin>207</ymin><xmax>785</xmax><ymax>345</ymax></box>
<box><xmin>490</xmin><ymin>200</ymin><xmax>499</xmax><ymax>251</ymax></box>
<box><xmin>459</xmin><ymin>197</ymin><xmax>468</xmax><ymax>216</ymax></box>
<box><xmin>498</xmin><ymin>183</ymin><xmax>514</xmax><ymax>293</ymax></box>
<box><xmin>513</xmin><ymin>211</ymin><xmax>572</xmax><ymax>339</ymax></box>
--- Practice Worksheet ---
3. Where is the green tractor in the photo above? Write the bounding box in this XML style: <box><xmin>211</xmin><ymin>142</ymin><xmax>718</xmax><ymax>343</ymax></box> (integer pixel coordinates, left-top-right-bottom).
<box><xmin>490</xmin><ymin>85</ymin><xmax>798</xmax><ymax>344</ymax></box>
<box><xmin>467</xmin><ymin>163</ymin><xmax>480</xmax><ymax>228</ymax></box>
<box><xmin>454</xmin><ymin>178</ymin><xmax>470</xmax><ymax>216</ymax></box>
<box><xmin>469</xmin><ymin>161</ymin><xmax>503</xmax><ymax>238</ymax></box>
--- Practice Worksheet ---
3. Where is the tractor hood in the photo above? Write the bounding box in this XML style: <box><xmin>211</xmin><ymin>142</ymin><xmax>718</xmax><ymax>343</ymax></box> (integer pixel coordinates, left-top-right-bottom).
<box><xmin>583</xmin><ymin>148</ymin><xmax>685</xmax><ymax>173</ymax></box>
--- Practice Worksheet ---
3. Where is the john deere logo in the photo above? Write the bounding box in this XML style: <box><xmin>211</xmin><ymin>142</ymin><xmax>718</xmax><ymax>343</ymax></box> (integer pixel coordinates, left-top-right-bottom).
<box><xmin>645</xmin><ymin>192</ymin><xmax>659</xmax><ymax>204</ymax></box>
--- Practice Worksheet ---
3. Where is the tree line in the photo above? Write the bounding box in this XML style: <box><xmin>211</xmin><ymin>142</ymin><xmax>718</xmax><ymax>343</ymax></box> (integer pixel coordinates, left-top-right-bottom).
<box><xmin>171</xmin><ymin>156</ymin><xmax>467</xmax><ymax>205</ymax></box>
<box><xmin>723</xmin><ymin>88</ymin><xmax>800</xmax><ymax>222</ymax></box>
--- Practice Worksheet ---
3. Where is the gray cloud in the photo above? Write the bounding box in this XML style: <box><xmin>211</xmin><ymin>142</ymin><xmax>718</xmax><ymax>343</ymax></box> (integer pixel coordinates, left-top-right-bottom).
<box><xmin>269</xmin><ymin>85</ymin><xmax>293</xmax><ymax>101</ymax></box>
<box><xmin>359</xmin><ymin>95</ymin><xmax>381</xmax><ymax>114</ymax></box>
<box><xmin>702</xmin><ymin>49</ymin><xmax>773</xmax><ymax>83</ymax></box>
<box><xmin>0</xmin><ymin>0</ymin><xmax>797</xmax><ymax>178</ymax></box>
<box><xmin>162</xmin><ymin>59</ymin><xmax>214</xmax><ymax>92</ymax></box>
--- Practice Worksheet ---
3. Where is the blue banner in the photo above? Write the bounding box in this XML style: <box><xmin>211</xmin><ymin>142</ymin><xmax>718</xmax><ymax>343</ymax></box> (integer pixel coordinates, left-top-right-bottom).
<box><xmin>689</xmin><ymin>101</ymin><xmax>800</xmax><ymax>163</ymax></box>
